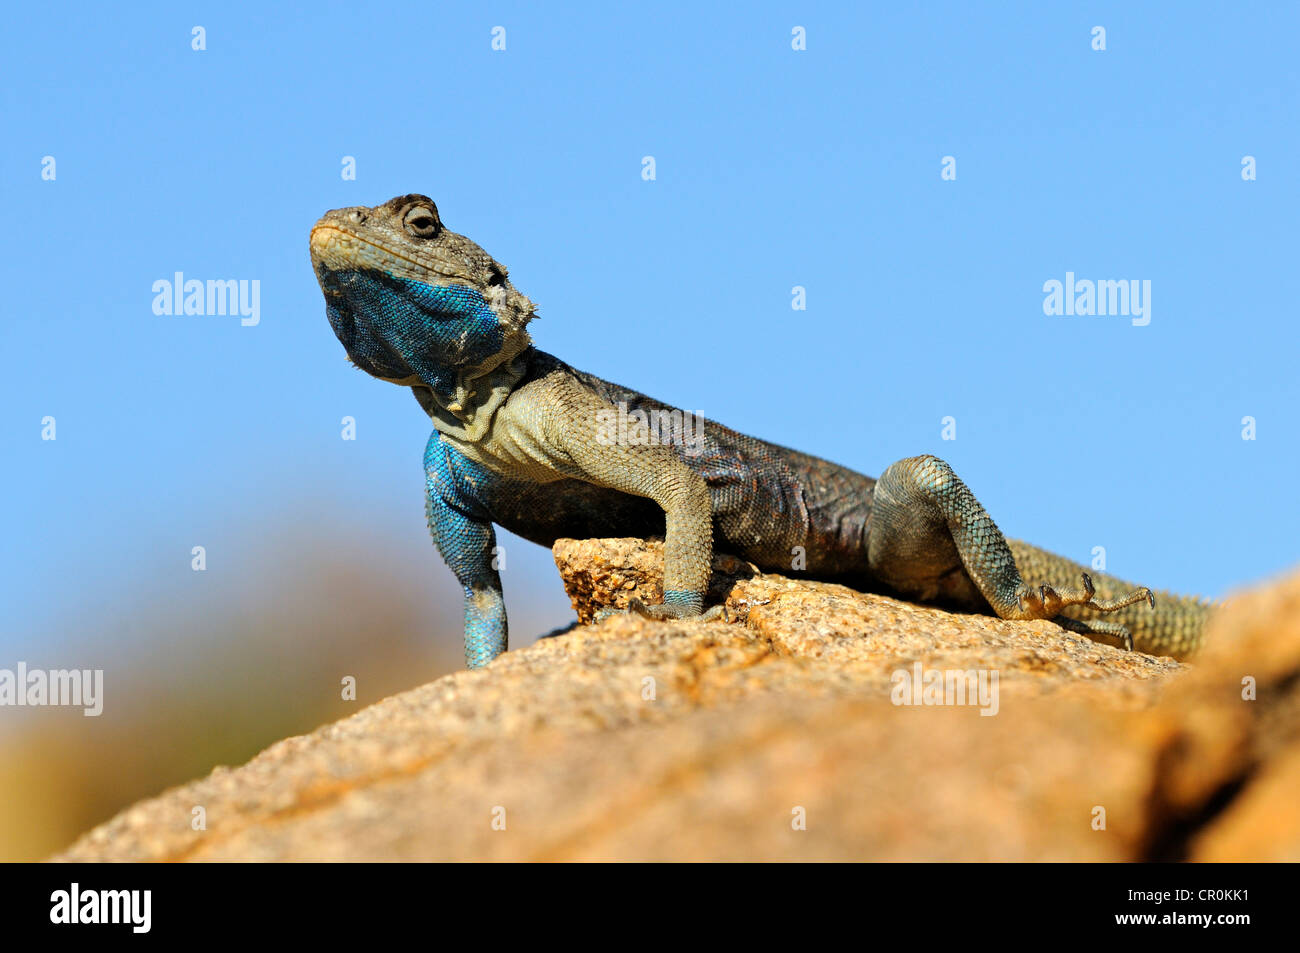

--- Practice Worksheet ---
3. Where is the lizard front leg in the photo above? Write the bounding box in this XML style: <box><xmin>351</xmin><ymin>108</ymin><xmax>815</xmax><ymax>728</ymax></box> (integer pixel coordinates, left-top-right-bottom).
<box><xmin>582</xmin><ymin>444</ymin><xmax>714</xmax><ymax>620</ymax></box>
<box><xmin>543</xmin><ymin>380</ymin><xmax>715</xmax><ymax>621</ymax></box>
<box><xmin>424</xmin><ymin>433</ymin><xmax>507</xmax><ymax>669</ymax></box>
<box><xmin>866</xmin><ymin>454</ymin><xmax>1153</xmax><ymax>650</ymax></box>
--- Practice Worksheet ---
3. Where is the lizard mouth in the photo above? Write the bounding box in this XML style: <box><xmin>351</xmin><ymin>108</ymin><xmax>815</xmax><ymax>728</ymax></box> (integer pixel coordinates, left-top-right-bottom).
<box><xmin>309</xmin><ymin>224</ymin><xmax>473</xmax><ymax>283</ymax></box>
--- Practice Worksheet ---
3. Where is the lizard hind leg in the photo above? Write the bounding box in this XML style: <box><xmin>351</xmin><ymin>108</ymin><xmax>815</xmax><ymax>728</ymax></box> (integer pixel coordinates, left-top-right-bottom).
<box><xmin>866</xmin><ymin>455</ymin><xmax>1152</xmax><ymax>650</ymax></box>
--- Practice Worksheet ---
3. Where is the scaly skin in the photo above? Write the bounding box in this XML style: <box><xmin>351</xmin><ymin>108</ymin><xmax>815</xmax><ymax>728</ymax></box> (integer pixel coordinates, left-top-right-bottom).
<box><xmin>1007</xmin><ymin>541</ymin><xmax>1208</xmax><ymax>659</ymax></box>
<box><xmin>310</xmin><ymin>194</ymin><xmax>1211</xmax><ymax>668</ymax></box>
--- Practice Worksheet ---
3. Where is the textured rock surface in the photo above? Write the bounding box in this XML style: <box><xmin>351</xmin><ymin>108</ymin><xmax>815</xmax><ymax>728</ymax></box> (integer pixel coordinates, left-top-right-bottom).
<box><xmin>55</xmin><ymin>538</ymin><xmax>1300</xmax><ymax>861</ymax></box>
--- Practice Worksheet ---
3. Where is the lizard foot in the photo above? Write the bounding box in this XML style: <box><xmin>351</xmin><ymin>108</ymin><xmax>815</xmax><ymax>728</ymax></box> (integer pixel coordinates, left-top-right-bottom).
<box><xmin>1014</xmin><ymin>573</ymin><xmax>1153</xmax><ymax>651</ymax></box>
<box><xmin>1051</xmin><ymin>615</ymin><xmax>1136</xmax><ymax>652</ymax></box>
<box><xmin>1016</xmin><ymin>572</ymin><xmax>1154</xmax><ymax>618</ymax></box>
<box><xmin>594</xmin><ymin>599</ymin><xmax>724</xmax><ymax>623</ymax></box>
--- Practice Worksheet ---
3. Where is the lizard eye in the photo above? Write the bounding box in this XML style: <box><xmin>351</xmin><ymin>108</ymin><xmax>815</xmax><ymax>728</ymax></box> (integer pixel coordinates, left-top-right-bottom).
<box><xmin>404</xmin><ymin>207</ymin><xmax>441</xmax><ymax>239</ymax></box>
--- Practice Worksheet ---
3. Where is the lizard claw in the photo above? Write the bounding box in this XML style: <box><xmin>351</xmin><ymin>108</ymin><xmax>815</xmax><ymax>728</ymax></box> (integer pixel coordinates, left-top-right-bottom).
<box><xmin>1051</xmin><ymin>614</ymin><xmax>1135</xmax><ymax>652</ymax></box>
<box><xmin>1016</xmin><ymin>574</ymin><xmax>1152</xmax><ymax>619</ymax></box>
<box><xmin>599</xmin><ymin>597</ymin><xmax>722</xmax><ymax>623</ymax></box>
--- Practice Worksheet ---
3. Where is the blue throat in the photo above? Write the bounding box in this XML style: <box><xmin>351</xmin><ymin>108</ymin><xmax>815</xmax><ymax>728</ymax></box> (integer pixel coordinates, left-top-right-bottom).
<box><xmin>321</xmin><ymin>267</ymin><xmax>507</xmax><ymax>403</ymax></box>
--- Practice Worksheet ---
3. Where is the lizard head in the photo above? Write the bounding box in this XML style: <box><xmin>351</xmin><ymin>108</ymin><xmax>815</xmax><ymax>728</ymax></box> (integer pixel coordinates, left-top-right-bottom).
<box><xmin>309</xmin><ymin>194</ymin><xmax>536</xmax><ymax>398</ymax></box>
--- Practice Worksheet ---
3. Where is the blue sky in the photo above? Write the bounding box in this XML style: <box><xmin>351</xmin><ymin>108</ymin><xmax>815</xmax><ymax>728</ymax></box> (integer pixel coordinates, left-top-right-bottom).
<box><xmin>3</xmin><ymin>1</ymin><xmax>1297</xmax><ymax>668</ymax></box>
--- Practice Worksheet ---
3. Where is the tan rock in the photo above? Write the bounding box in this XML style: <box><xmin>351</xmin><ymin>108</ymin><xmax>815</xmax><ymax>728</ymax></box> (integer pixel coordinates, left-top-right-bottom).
<box><xmin>52</xmin><ymin>539</ymin><xmax>1300</xmax><ymax>862</ymax></box>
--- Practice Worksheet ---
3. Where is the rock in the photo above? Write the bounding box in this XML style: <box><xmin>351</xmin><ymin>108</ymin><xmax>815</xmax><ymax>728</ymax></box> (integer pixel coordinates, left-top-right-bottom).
<box><xmin>53</xmin><ymin>539</ymin><xmax>1300</xmax><ymax>861</ymax></box>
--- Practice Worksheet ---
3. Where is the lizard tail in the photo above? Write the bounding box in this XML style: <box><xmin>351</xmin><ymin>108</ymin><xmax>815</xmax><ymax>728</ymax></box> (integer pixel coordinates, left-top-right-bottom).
<box><xmin>1007</xmin><ymin>540</ymin><xmax>1213</xmax><ymax>660</ymax></box>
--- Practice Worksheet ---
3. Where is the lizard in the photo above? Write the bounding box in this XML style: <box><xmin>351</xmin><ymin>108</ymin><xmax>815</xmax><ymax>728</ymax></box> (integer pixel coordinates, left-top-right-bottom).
<box><xmin>309</xmin><ymin>193</ymin><xmax>1212</xmax><ymax>669</ymax></box>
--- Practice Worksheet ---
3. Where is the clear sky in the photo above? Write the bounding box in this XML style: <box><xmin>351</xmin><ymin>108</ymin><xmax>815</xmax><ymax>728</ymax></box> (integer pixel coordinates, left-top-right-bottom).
<box><xmin>4</xmin><ymin>1</ymin><xmax>1297</xmax><ymax>666</ymax></box>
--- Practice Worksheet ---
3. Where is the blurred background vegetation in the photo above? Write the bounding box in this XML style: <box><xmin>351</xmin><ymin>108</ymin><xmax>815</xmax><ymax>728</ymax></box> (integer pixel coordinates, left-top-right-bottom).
<box><xmin>0</xmin><ymin>517</ymin><xmax>569</xmax><ymax>861</ymax></box>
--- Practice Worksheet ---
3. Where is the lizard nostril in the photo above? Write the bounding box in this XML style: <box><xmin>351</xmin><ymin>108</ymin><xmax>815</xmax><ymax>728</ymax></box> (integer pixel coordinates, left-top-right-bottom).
<box><xmin>348</xmin><ymin>210</ymin><xmax>367</xmax><ymax>225</ymax></box>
